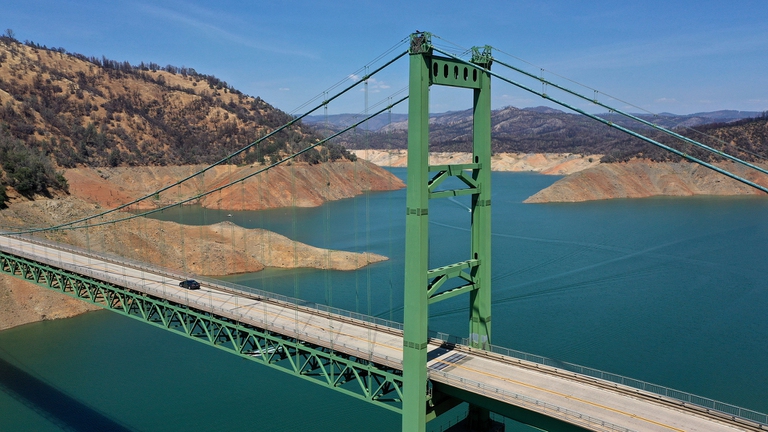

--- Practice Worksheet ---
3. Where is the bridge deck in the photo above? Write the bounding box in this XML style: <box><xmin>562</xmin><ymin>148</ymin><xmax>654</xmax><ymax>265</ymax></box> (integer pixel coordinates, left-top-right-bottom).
<box><xmin>1</xmin><ymin>235</ymin><xmax>759</xmax><ymax>432</ymax></box>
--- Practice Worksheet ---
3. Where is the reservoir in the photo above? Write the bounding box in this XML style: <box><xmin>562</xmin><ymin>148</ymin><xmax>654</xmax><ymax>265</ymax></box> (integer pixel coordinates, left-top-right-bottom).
<box><xmin>1</xmin><ymin>169</ymin><xmax>767</xmax><ymax>431</ymax></box>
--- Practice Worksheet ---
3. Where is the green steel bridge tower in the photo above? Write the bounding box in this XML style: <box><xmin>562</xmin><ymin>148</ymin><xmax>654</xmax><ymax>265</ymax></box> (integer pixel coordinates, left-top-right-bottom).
<box><xmin>402</xmin><ymin>32</ymin><xmax>496</xmax><ymax>432</ymax></box>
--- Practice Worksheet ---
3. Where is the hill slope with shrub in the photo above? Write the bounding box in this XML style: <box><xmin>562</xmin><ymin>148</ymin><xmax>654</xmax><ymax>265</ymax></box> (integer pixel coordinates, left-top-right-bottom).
<box><xmin>0</xmin><ymin>35</ymin><xmax>356</xmax><ymax>204</ymax></box>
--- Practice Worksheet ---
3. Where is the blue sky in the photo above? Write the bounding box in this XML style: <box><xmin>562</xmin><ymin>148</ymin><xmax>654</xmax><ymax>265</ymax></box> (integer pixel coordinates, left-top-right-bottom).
<box><xmin>2</xmin><ymin>0</ymin><xmax>767</xmax><ymax>116</ymax></box>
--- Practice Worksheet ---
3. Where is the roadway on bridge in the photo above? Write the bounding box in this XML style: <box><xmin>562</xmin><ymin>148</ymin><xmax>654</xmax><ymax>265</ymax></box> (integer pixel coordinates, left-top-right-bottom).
<box><xmin>0</xmin><ymin>235</ymin><xmax>755</xmax><ymax>432</ymax></box>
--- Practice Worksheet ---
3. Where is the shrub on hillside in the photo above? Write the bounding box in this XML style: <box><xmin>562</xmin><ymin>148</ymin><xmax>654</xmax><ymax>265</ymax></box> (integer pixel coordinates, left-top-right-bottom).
<box><xmin>0</xmin><ymin>131</ymin><xmax>68</xmax><ymax>202</ymax></box>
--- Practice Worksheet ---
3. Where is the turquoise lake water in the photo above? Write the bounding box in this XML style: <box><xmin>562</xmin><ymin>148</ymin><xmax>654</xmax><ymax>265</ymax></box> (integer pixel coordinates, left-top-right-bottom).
<box><xmin>1</xmin><ymin>168</ymin><xmax>766</xmax><ymax>431</ymax></box>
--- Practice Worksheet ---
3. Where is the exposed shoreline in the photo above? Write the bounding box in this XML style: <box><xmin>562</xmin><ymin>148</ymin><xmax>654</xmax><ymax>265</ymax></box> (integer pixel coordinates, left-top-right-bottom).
<box><xmin>350</xmin><ymin>149</ymin><xmax>601</xmax><ymax>175</ymax></box>
<box><xmin>352</xmin><ymin>150</ymin><xmax>768</xmax><ymax>202</ymax></box>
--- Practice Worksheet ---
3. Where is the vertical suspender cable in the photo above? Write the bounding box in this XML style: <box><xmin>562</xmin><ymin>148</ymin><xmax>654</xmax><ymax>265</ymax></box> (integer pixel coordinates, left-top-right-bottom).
<box><xmin>177</xmin><ymin>183</ymin><xmax>187</xmax><ymax>277</ymax></box>
<box><xmin>323</xmin><ymin>97</ymin><xmax>334</xmax><ymax>349</ymax></box>
<box><xmin>364</xmin><ymin>67</ymin><xmax>373</xmax><ymax>360</ymax></box>
<box><xmin>199</xmin><ymin>171</ymin><xmax>206</xmax><ymax>278</ymax></box>
<box><xmin>292</xmin><ymin>146</ymin><xmax>299</xmax><ymax>335</ymax></box>
<box><xmin>386</xmin><ymin>102</ymin><xmax>395</xmax><ymax>323</ymax></box>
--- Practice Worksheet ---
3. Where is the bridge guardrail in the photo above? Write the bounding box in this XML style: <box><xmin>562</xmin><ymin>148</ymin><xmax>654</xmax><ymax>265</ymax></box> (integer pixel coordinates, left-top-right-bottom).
<box><xmin>429</xmin><ymin>368</ymin><xmax>635</xmax><ymax>432</ymax></box>
<box><xmin>427</xmin><ymin>332</ymin><xmax>768</xmax><ymax>427</ymax></box>
<box><xmin>4</xmin><ymin>233</ymin><xmax>767</xmax><ymax>428</ymax></box>
<box><xmin>1</xmin><ymin>233</ymin><xmax>407</xmax><ymax>368</ymax></box>
<box><xmin>483</xmin><ymin>344</ymin><xmax>768</xmax><ymax>426</ymax></box>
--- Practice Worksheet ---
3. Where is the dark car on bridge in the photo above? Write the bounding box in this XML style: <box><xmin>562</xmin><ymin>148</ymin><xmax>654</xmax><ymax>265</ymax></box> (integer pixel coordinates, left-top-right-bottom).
<box><xmin>179</xmin><ymin>279</ymin><xmax>201</xmax><ymax>290</ymax></box>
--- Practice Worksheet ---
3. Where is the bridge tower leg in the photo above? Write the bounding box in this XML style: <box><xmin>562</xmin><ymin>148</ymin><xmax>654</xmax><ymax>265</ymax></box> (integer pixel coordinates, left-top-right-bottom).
<box><xmin>402</xmin><ymin>32</ymin><xmax>431</xmax><ymax>432</ymax></box>
<box><xmin>402</xmin><ymin>32</ymin><xmax>496</xmax><ymax>432</ymax></box>
<box><xmin>465</xmin><ymin>49</ymin><xmax>495</xmax><ymax>432</ymax></box>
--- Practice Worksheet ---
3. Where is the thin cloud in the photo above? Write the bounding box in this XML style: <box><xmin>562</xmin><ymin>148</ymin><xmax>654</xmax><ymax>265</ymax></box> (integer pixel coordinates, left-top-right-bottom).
<box><xmin>355</xmin><ymin>77</ymin><xmax>390</xmax><ymax>93</ymax></box>
<box><xmin>136</xmin><ymin>3</ymin><xmax>317</xmax><ymax>59</ymax></box>
<box><xmin>548</xmin><ymin>27</ymin><xmax>768</xmax><ymax>71</ymax></box>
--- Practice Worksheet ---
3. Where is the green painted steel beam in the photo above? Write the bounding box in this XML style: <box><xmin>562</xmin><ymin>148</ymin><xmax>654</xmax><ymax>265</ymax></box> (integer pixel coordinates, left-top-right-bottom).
<box><xmin>427</xmin><ymin>259</ymin><xmax>478</xmax><ymax>282</ymax></box>
<box><xmin>428</xmin><ymin>163</ymin><xmax>481</xmax><ymax>173</ymax></box>
<box><xmin>430</xmin><ymin>56</ymin><xmax>485</xmax><ymax>89</ymax></box>
<box><xmin>428</xmin><ymin>164</ymin><xmax>481</xmax><ymax>193</ymax></box>
<box><xmin>428</xmin><ymin>284</ymin><xmax>476</xmax><ymax>305</ymax></box>
<box><xmin>469</xmin><ymin>49</ymin><xmax>493</xmax><ymax>353</ymax></box>
<box><xmin>0</xmin><ymin>251</ymin><xmax>404</xmax><ymax>414</ymax></box>
<box><xmin>429</xmin><ymin>189</ymin><xmax>478</xmax><ymax>200</ymax></box>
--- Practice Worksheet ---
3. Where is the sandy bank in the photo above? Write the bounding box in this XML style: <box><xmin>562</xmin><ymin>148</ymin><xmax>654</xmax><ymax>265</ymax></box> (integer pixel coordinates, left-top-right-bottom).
<box><xmin>350</xmin><ymin>150</ymin><xmax>601</xmax><ymax>175</ymax></box>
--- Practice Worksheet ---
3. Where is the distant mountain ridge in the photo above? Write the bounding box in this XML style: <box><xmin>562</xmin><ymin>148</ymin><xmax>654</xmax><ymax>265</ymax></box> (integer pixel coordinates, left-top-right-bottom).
<box><xmin>306</xmin><ymin>106</ymin><xmax>767</xmax><ymax>163</ymax></box>
<box><xmin>305</xmin><ymin>107</ymin><xmax>762</xmax><ymax>133</ymax></box>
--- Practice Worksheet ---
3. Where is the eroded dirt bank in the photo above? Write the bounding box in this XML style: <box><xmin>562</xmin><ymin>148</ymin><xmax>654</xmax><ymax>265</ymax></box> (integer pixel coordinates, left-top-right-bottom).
<box><xmin>64</xmin><ymin>159</ymin><xmax>404</xmax><ymax>210</ymax></box>
<box><xmin>0</xmin><ymin>274</ymin><xmax>102</xmax><ymax>331</ymax></box>
<box><xmin>525</xmin><ymin>160</ymin><xmax>768</xmax><ymax>203</ymax></box>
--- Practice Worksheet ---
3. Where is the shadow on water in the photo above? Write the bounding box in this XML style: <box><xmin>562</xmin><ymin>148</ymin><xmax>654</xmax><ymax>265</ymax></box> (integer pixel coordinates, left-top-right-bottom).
<box><xmin>0</xmin><ymin>356</ymin><xmax>135</xmax><ymax>432</ymax></box>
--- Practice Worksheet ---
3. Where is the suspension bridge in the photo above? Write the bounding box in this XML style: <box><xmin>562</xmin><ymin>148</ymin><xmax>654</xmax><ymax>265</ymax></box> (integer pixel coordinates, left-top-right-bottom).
<box><xmin>1</xmin><ymin>32</ymin><xmax>767</xmax><ymax>432</ymax></box>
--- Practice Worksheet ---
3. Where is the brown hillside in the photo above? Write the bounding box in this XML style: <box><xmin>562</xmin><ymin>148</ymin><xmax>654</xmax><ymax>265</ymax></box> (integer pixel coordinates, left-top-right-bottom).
<box><xmin>0</xmin><ymin>37</ymin><xmax>324</xmax><ymax>169</ymax></box>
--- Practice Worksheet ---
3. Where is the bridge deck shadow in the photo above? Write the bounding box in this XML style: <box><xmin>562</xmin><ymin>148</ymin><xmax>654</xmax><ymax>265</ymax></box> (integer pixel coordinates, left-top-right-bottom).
<box><xmin>427</xmin><ymin>343</ymin><xmax>455</xmax><ymax>362</ymax></box>
<box><xmin>0</xmin><ymin>356</ymin><xmax>135</xmax><ymax>431</ymax></box>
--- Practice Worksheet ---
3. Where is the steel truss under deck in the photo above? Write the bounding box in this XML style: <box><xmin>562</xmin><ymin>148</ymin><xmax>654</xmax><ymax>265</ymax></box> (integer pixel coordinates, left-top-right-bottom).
<box><xmin>0</xmin><ymin>250</ymin><xmax>404</xmax><ymax>413</ymax></box>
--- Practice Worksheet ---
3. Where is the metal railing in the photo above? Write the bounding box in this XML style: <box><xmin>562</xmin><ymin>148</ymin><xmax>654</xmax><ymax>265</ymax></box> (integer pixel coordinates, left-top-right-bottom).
<box><xmin>428</xmin><ymin>332</ymin><xmax>768</xmax><ymax>427</ymax></box>
<box><xmin>429</xmin><ymin>368</ymin><xmax>635</xmax><ymax>432</ymax></box>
